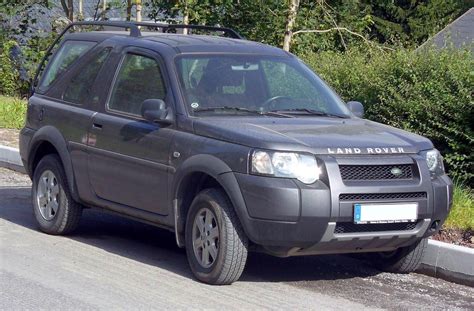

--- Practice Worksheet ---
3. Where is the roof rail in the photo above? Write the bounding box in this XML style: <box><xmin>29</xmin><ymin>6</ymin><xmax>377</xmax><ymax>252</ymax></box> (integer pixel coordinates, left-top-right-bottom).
<box><xmin>60</xmin><ymin>21</ymin><xmax>243</xmax><ymax>39</ymax></box>
<box><xmin>152</xmin><ymin>23</ymin><xmax>243</xmax><ymax>39</ymax></box>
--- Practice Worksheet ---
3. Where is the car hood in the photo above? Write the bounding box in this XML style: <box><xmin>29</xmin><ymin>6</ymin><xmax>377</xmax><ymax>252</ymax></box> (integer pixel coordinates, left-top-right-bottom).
<box><xmin>192</xmin><ymin>117</ymin><xmax>433</xmax><ymax>155</ymax></box>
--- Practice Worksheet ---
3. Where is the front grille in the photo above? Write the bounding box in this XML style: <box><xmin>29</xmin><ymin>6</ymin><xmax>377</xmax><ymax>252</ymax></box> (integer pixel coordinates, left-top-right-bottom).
<box><xmin>334</xmin><ymin>222</ymin><xmax>418</xmax><ymax>234</ymax></box>
<box><xmin>339</xmin><ymin>164</ymin><xmax>413</xmax><ymax>181</ymax></box>
<box><xmin>339</xmin><ymin>192</ymin><xmax>427</xmax><ymax>201</ymax></box>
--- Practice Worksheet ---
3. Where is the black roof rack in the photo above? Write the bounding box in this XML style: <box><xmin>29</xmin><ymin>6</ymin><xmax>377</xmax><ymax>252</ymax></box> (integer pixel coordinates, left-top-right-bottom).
<box><xmin>57</xmin><ymin>21</ymin><xmax>243</xmax><ymax>39</ymax></box>
<box><xmin>30</xmin><ymin>21</ymin><xmax>243</xmax><ymax>96</ymax></box>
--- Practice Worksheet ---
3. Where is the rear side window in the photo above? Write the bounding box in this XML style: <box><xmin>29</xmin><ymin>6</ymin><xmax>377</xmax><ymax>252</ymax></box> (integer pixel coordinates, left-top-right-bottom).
<box><xmin>62</xmin><ymin>48</ymin><xmax>111</xmax><ymax>105</ymax></box>
<box><xmin>108</xmin><ymin>53</ymin><xmax>166</xmax><ymax>116</ymax></box>
<box><xmin>39</xmin><ymin>40</ymin><xmax>95</xmax><ymax>90</ymax></box>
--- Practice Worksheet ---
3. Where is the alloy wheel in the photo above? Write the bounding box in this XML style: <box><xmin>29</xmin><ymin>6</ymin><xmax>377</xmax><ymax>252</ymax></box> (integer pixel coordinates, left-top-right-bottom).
<box><xmin>192</xmin><ymin>207</ymin><xmax>219</xmax><ymax>268</ymax></box>
<box><xmin>36</xmin><ymin>170</ymin><xmax>60</xmax><ymax>221</ymax></box>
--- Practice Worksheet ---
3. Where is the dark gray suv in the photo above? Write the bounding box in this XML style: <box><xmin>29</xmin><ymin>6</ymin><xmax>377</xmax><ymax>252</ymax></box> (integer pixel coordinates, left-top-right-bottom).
<box><xmin>20</xmin><ymin>22</ymin><xmax>453</xmax><ymax>285</ymax></box>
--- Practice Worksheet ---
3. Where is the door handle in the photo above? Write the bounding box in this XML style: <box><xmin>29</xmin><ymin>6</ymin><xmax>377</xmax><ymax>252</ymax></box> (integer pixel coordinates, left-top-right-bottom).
<box><xmin>92</xmin><ymin>123</ymin><xmax>103</xmax><ymax>130</ymax></box>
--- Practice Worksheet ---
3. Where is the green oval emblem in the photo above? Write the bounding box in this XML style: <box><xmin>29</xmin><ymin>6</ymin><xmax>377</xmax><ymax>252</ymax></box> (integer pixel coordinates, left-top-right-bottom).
<box><xmin>391</xmin><ymin>167</ymin><xmax>403</xmax><ymax>176</ymax></box>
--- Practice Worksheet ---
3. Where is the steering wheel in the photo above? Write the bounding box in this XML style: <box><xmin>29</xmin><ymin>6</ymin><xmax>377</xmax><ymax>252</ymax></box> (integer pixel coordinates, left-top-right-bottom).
<box><xmin>261</xmin><ymin>96</ymin><xmax>292</xmax><ymax>111</ymax></box>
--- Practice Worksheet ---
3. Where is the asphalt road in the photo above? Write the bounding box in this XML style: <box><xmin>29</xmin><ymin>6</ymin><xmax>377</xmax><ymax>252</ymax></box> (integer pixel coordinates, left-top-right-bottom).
<box><xmin>1</xmin><ymin>167</ymin><xmax>473</xmax><ymax>310</ymax></box>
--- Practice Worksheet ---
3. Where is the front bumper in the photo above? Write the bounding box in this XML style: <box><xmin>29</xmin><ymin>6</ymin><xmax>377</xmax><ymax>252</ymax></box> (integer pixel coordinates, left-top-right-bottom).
<box><xmin>234</xmin><ymin>155</ymin><xmax>453</xmax><ymax>257</ymax></box>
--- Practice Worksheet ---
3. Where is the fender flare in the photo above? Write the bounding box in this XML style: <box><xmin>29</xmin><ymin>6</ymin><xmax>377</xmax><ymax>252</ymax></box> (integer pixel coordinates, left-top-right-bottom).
<box><xmin>28</xmin><ymin>126</ymin><xmax>79</xmax><ymax>201</ymax></box>
<box><xmin>171</xmin><ymin>154</ymin><xmax>252</xmax><ymax>243</ymax></box>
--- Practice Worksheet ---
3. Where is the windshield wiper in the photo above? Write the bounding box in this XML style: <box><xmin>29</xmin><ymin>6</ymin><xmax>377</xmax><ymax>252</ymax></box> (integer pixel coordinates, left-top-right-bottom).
<box><xmin>271</xmin><ymin>108</ymin><xmax>348</xmax><ymax>119</ymax></box>
<box><xmin>193</xmin><ymin>106</ymin><xmax>293</xmax><ymax>118</ymax></box>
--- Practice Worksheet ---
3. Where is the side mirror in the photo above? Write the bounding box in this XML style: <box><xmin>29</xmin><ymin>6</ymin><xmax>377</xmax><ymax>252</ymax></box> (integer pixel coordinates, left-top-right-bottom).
<box><xmin>347</xmin><ymin>101</ymin><xmax>364</xmax><ymax>118</ymax></box>
<box><xmin>140</xmin><ymin>99</ymin><xmax>170</xmax><ymax>124</ymax></box>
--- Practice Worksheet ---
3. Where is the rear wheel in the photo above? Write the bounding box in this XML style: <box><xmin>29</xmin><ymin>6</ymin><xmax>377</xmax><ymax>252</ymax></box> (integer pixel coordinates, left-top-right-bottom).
<box><xmin>185</xmin><ymin>188</ymin><xmax>248</xmax><ymax>285</ymax></box>
<box><xmin>368</xmin><ymin>238</ymin><xmax>427</xmax><ymax>273</ymax></box>
<box><xmin>32</xmin><ymin>154</ymin><xmax>82</xmax><ymax>235</ymax></box>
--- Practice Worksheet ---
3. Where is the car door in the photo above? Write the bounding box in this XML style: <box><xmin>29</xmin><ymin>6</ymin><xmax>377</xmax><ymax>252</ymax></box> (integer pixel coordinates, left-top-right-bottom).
<box><xmin>32</xmin><ymin>40</ymin><xmax>111</xmax><ymax>201</ymax></box>
<box><xmin>87</xmin><ymin>47</ymin><xmax>175</xmax><ymax>215</ymax></box>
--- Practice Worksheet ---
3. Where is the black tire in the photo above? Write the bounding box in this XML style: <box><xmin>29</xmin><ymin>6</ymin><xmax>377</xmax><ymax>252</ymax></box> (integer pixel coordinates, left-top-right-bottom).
<box><xmin>369</xmin><ymin>238</ymin><xmax>427</xmax><ymax>273</ymax></box>
<box><xmin>185</xmin><ymin>188</ymin><xmax>248</xmax><ymax>285</ymax></box>
<box><xmin>32</xmin><ymin>154</ymin><xmax>82</xmax><ymax>235</ymax></box>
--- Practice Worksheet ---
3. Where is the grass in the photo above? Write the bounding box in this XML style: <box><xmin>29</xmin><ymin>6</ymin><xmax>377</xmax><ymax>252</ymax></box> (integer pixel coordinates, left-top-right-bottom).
<box><xmin>0</xmin><ymin>95</ymin><xmax>27</xmax><ymax>129</ymax></box>
<box><xmin>444</xmin><ymin>184</ymin><xmax>474</xmax><ymax>231</ymax></box>
<box><xmin>0</xmin><ymin>94</ymin><xmax>472</xmax><ymax>230</ymax></box>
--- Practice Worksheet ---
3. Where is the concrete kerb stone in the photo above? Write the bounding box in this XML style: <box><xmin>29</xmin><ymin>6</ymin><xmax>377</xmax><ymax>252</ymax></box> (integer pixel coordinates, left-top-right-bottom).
<box><xmin>0</xmin><ymin>145</ymin><xmax>26</xmax><ymax>174</ymax></box>
<box><xmin>418</xmin><ymin>239</ymin><xmax>474</xmax><ymax>287</ymax></box>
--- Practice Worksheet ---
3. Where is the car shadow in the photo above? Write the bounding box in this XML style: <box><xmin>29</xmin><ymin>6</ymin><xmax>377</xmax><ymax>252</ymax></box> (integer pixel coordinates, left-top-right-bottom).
<box><xmin>0</xmin><ymin>186</ymin><xmax>381</xmax><ymax>283</ymax></box>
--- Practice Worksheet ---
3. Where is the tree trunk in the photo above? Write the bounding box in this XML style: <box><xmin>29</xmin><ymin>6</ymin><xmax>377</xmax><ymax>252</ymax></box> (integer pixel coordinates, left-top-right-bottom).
<box><xmin>78</xmin><ymin>0</ymin><xmax>83</xmax><ymax>20</ymax></box>
<box><xmin>67</xmin><ymin>0</ymin><xmax>74</xmax><ymax>21</ymax></box>
<box><xmin>282</xmin><ymin>0</ymin><xmax>299</xmax><ymax>51</ymax></box>
<box><xmin>60</xmin><ymin>0</ymin><xmax>69</xmax><ymax>19</ymax></box>
<box><xmin>182</xmin><ymin>1</ymin><xmax>189</xmax><ymax>35</ymax></box>
<box><xmin>136</xmin><ymin>0</ymin><xmax>142</xmax><ymax>22</ymax></box>
<box><xmin>126</xmin><ymin>0</ymin><xmax>132</xmax><ymax>21</ymax></box>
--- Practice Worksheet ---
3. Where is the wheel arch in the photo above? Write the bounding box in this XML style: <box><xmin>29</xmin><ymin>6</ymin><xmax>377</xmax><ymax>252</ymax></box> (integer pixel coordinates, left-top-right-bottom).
<box><xmin>28</xmin><ymin>126</ymin><xmax>79</xmax><ymax>201</ymax></box>
<box><xmin>172</xmin><ymin>154</ymin><xmax>250</xmax><ymax>246</ymax></box>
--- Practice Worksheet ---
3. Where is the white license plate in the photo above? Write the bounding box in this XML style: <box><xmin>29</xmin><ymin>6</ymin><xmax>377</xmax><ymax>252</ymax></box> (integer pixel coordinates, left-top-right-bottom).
<box><xmin>353</xmin><ymin>203</ymin><xmax>418</xmax><ymax>224</ymax></box>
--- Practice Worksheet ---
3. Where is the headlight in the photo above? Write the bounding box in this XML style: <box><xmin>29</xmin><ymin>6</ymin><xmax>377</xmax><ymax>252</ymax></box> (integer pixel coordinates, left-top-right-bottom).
<box><xmin>422</xmin><ymin>149</ymin><xmax>445</xmax><ymax>177</ymax></box>
<box><xmin>251</xmin><ymin>150</ymin><xmax>321</xmax><ymax>184</ymax></box>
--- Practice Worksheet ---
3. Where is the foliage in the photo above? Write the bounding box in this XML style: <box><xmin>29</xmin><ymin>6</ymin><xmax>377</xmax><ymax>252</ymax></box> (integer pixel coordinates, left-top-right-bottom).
<box><xmin>0</xmin><ymin>0</ymin><xmax>57</xmax><ymax>96</ymax></box>
<box><xmin>144</xmin><ymin>0</ymin><xmax>471</xmax><ymax>52</ymax></box>
<box><xmin>304</xmin><ymin>47</ymin><xmax>474</xmax><ymax>185</ymax></box>
<box><xmin>0</xmin><ymin>41</ymin><xmax>21</xmax><ymax>96</ymax></box>
<box><xmin>0</xmin><ymin>95</ymin><xmax>27</xmax><ymax>129</ymax></box>
<box><xmin>445</xmin><ymin>184</ymin><xmax>474</xmax><ymax>230</ymax></box>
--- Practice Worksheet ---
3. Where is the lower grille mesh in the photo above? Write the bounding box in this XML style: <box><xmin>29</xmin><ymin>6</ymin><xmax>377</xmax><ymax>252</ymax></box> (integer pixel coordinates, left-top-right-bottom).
<box><xmin>339</xmin><ymin>192</ymin><xmax>427</xmax><ymax>201</ymax></box>
<box><xmin>334</xmin><ymin>222</ymin><xmax>418</xmax><ymax>234</ymax></box>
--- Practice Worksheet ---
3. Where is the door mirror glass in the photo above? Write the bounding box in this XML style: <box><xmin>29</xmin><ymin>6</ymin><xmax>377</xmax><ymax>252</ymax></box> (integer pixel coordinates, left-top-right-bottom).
<box><xmin>347</xmin><ymin>101</ymin><xmax>364</xmax><ymax>118</ymax></box>
<box><xmin>141</xmin><ymin>99</ymin><xmax>168</xmax><ymax>122</ymax></box>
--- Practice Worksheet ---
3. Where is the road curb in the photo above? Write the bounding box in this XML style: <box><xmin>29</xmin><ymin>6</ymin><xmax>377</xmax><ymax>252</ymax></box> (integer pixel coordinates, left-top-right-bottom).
<box><xmin>0</xmin><ymin>144</ymin><xmax>25</xmax><ymax>174</ymax></box>
<box><xmin>419</xmin><ymin>239</ymin><xmax>474</xmax><ymax>287</ymax></box>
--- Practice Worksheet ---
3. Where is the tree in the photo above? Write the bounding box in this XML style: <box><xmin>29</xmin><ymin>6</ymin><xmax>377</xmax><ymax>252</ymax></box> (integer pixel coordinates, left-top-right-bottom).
<box><xmin>283</xmin><ymin>0</ymin><xmax>300</xmax><ymax>51</ymax></box>
<box><xmin>126</xmin><ymin>0</ymin><xmax>133</xmax><ymax>21</ymax></box>
<box><xmin>136</xmin><ymin>0</ymin><xmax>142</xmax><ymax>21</ymax></box>
<box><xmin>78</xmin><ymin>0</ymin><xmax>84</xmax><ymax>20</ymax></box>
<box><xmin>60</xmin><ymin>0</ymin><xmax>74</xmax><ymax>21</ymax></box>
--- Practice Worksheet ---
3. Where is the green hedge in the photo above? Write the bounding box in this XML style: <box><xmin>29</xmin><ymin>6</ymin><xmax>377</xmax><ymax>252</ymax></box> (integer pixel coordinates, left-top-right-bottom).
<box><xmin>303</xmin><ymin>48</ymin><xmax>473</xmax><ymax>185</ymax></box>
<box><xmin>0</xmin><ymin>41</ymin><xmax>21</xmax><ymax>96</ymax></box>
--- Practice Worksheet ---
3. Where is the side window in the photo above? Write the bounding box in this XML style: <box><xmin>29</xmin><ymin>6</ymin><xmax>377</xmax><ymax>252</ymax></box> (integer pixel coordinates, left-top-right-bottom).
<box><xmin>108</xmin><ymin>53</ymin><xmax>166</xmax><ymax>116</ymax></box>
<box><xmin>62</xmin><ymin>48</ymin><xmax>111</xmax><ymax>105</ymax></box>
<box><xmin>39</xmin><ymin>41</ymin><xmax>96</xmax><ymax>90</ymax></box>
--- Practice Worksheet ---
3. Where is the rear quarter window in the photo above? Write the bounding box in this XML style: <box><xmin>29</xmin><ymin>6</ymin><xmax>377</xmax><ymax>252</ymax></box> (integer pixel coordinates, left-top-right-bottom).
<box><xmin>62</xmin><ymin>48</ymin><xmax>111</xmax><ymax>105</ymax></box>
<box><xmin>39</xmin><ymin>40</ymin><xmax>96</xmax><ymax>91</ymax></box>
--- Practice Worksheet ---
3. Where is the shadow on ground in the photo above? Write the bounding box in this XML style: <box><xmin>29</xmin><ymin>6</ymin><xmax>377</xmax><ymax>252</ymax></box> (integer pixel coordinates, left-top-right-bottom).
<box><xmin>0</xmin><ymin>186</ymin><xmax>384</xmax><ymax>283</ymax></box>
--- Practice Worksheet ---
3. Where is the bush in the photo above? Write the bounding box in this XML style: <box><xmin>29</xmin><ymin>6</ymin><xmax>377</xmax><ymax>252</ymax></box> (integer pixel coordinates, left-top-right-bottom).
<box><xmin>0</xmin><ymin>40</ymin><xmax>21</xmax><ymax>96</ymax></box>
<box><xmin>445</xmin><ymin>185</ymin><xmax>474</xmax><ymax>230</ymax></box>
<box><xmin>303</xmin><ymin>48</ymin><xmax>473</xmax><ymax>185</ymax></box>
<box><xmin>0</xmin><ymin>32</ymin><xmax>56</xmax><ymax>96</ymax></box>
<box><xmin>0</xmin><ymin>95</ymin><xmax>27</xmax><ymax>129</ymax></box>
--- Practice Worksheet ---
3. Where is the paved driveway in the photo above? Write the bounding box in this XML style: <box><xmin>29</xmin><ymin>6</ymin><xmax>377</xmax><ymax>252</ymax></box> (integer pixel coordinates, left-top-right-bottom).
<box><xmin>1</xmin><ymin>168</ymin><xmax>473</xmax><ymax>310</ymax></box>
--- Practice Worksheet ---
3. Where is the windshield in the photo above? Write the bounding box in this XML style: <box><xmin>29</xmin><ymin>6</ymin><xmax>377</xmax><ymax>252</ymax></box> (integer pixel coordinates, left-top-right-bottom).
<box><xmin>175</xmin><ymin>54</ymin><xmax>351</xmax><ymax>117</ymax></box>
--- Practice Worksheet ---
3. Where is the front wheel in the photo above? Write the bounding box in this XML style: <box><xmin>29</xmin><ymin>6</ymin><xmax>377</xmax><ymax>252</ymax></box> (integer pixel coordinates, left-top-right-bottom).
<box><xmin>368</xmin><ymin>238</ymin><xmax>428</xmax><ymax>273</ymax></box>
<box><xmin>185</xmin><ymin>188</ymin><xmax>248</xmax><ymax>285</ymax></box>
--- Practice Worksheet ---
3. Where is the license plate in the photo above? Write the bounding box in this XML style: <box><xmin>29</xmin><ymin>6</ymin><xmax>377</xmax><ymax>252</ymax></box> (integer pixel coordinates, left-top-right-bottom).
<box><xmin>353</xmin><ymin>203</ymin><xmax>418</xmax><ymax>224</ymax></box>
